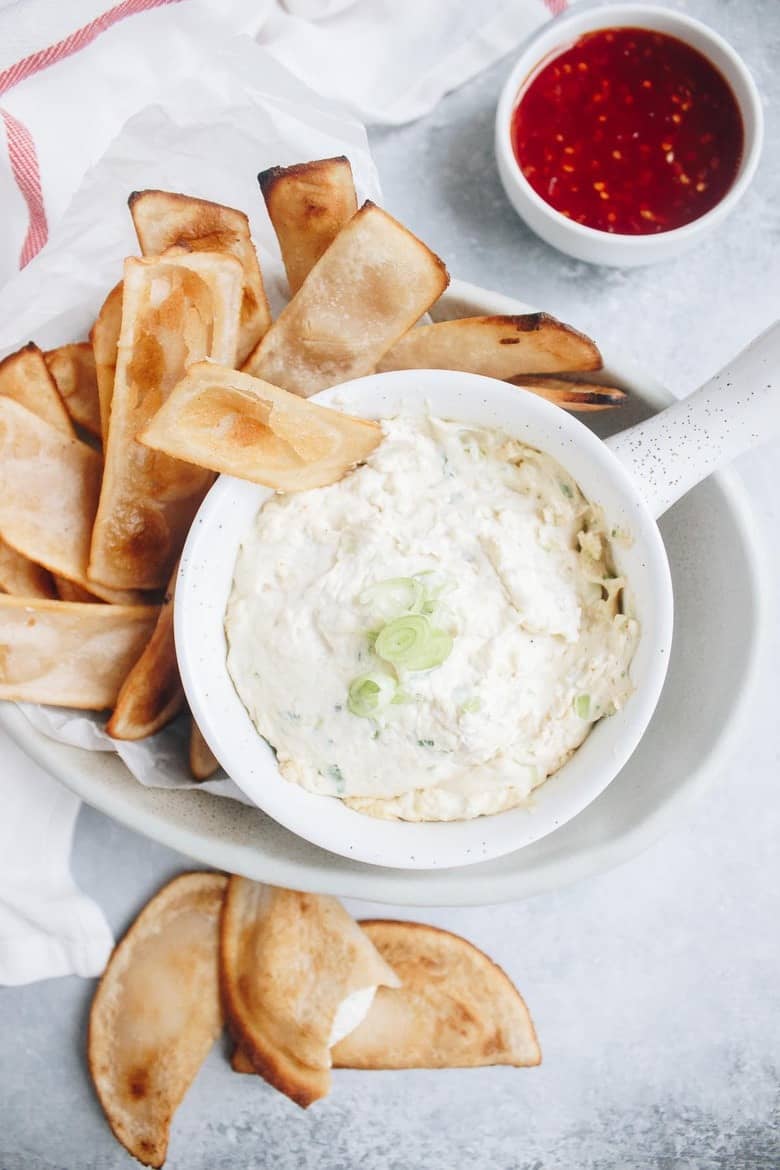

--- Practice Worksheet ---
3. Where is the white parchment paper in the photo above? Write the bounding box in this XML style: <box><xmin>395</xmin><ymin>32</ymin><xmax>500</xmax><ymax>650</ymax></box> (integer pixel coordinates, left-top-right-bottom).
<box><xmin>1</xmin><ymin>33</ymin><xmax>381</xmax><ymax>800</ymax></box>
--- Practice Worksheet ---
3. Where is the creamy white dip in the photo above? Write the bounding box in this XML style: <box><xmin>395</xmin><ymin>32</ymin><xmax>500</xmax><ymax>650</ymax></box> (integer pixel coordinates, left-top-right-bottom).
<box><xmin>226</xmin><ymin>416</ymin><xmax>638</xmax><ymax>822</ymax></box>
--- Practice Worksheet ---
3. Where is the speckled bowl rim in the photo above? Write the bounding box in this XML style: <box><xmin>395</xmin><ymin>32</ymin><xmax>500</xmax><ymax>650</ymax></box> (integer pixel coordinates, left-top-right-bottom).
<box><xmin>0</xmin><ymin>279</ymin><xmax>767</xmax><ymax>904</ymax></box>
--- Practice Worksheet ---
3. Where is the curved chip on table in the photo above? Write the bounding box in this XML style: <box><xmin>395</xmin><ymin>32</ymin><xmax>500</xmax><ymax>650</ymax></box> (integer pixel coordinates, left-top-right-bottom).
<box><xmin>0</xmin><ymin>596</ymin><xmax>159</xmax><ymax>708</ymax></box>
<box><xmin>88</xmin><ymin>872</ymin><xmax>227</xmax><ymax>1169</ymax></box>
<box><xmin>0</xmin><ymin>341</ymin><xmax>75</xmax><ymax>437</ymax></box>
<box><xmin>106</xmin><ymin>565</ymin><xmax>184</xmax><ymax>740</ymax></box>
<box><xmin>377</xmin><ymin>312</ymin><xmax>602</xmax><ymax>378</ymax></box>
<box><xmin>0</xmin><ymin>538</ymin><xmax>56</xmax><ymax>600</ymax></box>
<box><xmin>88</xmin><ymin>250</ymin><xmax>243</xmax><ymax>593</ymax></box>
<box><xmin>90</xmin><ymin>281</ymin><xmax>123</xmax><ymax>444</ymax></box>
<box><xmin>332</xmin><ymin>920</ymin><xmax>541</xmax><ymax>1070</ymax></box>
<box><xmin>242</xmin><ymin>200</ymin><xmax>449</xmax><ymax>396</ymax></box>
<box><xmin>44</xmin><ymin>341</ymin><xmax>102</xmax><ymax>438</ymax></box>
<box><xmin>139</xmin><ymin>361</ymin><xmax>382</xmax><ymax>492</ymax></box>
<box><xmin>259</xmin><ymin>156</ymin><xmax>358</xmax><ymax>295</ymax></box>
<box><xmin>219</xmin><ymin>879</ymin><xmax>400</xmax><ymax>1107</ymax></box>
<box><xmin>189</xmin><ymin>719</ymin><xmax>219</xmax><ymax>781</ymax></box>
<box><xmin>509</xmin><ymin>374</ymin><xmax>627</xmax><ymax>412</ymax></box>
<box><xmin>128</xmin><ymin>190</ymin><xmax>271</xmax><ymax>366</ymax></box>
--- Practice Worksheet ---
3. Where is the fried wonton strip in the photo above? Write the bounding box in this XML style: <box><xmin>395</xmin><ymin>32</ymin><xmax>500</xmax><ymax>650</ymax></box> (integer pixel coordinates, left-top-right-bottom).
<box><xmin>0</xmin><ymin>342</ymin><xmax>75</xmax><ymax>436</ymax></box>
<box><xmin>140</xmin><ymin>362</ymin><xmax>382</xmax><ymax>492</ymax></box>
<box><xmin>220</xmin><ymin>880</ymin><xmax>399</xmax><ymax>1108</ymax></box>
<box><xmin>0</xmin><ymin>538</ymin><xmax>56</xmax><ymax>599</ymax></box>
<box><xmin>377</xmin><ymin>313</ymin><xmax>602</xmax><ymax>377</ymax></box>
<box><xmin>189</xmin><ymin>719</ymin><xmax>219</xmax><ymax>781</ymax></box>
<box><xmin>91</xmin><ymin>282</ymin><xmax>123</xmax><ymax>445</ymax></box>
<box><xmin>242</xmin><ymin>200</ymin><xmax>449</xmax><ymax>396</ymax></box>
<box><xmin>509</xmin><ymin>374</ymin><xmax>626</xmax><ymax>412</ymax></box>
<box><xmin>0</xmin><ymin>596</ymin><xmax>159</xmax><ymax>708</ymax></box>
<box><xmin>258</xmin><ymin>156</ymin><xmax>358</xmax><ymax>295</ymax></box>
<box><xmin>89</xmin><ymin>873</ymin><xmax>227</xmax><ymax>1169</ymax></box>
<box><xmin>129</xmin><ymin>190</ymin><xmax>271</xmax><ymax>366</ymax></box>
<box><xmin>332</xmin><ymin>921</ymin><xmax>541</xmax><ymax>1070</ymax></box>
<box><xmin>88</xmin><ymin>251</ymin><xmax>243</xmax><ymax>592</ymax></box>
<box><xmin>44</xmin><ymin>342</ymin><xmax>102</xmax><ymax>437</ymax></box>
<box><xmin>106</xmin><ymin>566</ymin><xmax>183</xmax><ymax>739</ymax></box>
<box><xmin>0</xmin><ymin>397</ymin><xmax>103</xmax><ymax>587</ymax></box>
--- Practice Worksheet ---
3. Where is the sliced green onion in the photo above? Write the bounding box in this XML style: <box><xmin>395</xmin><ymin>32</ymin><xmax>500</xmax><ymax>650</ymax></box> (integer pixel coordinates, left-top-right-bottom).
<box><xmin>359</xmin><ymin>577</ymin><xmax>425</xmax><ymax>621</ymax></box>
<box><xmin>461</xmin><ymin>696</ymin><xmax>482</xmax><ymax>714</ymax></box>
<box><xmin>375</xmin><ymin>614</ymin><xmax>453</xmax><ymax>672</ymax></box>
<box><xmin>574</xmin><ymin>693</ymin><xmax>591</xmax><ymax>720</ymax></box>
<box><xmin>347</xmin><ymin>672</ymin><xmax>396</xmax><ymax>718</ymax></box>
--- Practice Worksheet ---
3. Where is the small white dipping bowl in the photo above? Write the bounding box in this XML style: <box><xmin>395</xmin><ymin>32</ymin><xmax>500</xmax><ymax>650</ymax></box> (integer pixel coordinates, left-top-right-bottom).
<box><xmin>494</xmin><ymin>3</ymin><xmax>764</xmax><ymax>266</ymax></box>
<box><xmin>176</xmin><ymin>323</ymin><xmax>778</xmax><ymax>870</ymax></box>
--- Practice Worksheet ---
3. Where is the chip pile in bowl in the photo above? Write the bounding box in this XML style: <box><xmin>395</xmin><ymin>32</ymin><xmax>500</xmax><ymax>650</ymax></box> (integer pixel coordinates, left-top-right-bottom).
<box><xmin>0</xmin><ymin>155</ymin><xmax>626</xmax><ymax>784</ymax></box>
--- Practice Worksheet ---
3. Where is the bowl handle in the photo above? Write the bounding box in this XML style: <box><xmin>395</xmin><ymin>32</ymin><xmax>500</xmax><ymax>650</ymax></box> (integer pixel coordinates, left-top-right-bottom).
<box><xmin>605</xmin><ymin>321</ymin><xmax>780</xmax><ymax>518</ymax></box>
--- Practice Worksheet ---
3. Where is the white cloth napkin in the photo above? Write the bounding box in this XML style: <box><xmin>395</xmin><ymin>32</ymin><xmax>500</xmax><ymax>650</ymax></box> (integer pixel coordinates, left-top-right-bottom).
<box><xmin>0</xmin><ymin>0</ymin><xmax>559</xmax><ymax>983</ymax></box>
<box><xmin>0</xmin><ymin>727</ymin><xmax>114</xmax><ymax>984</ymax></box>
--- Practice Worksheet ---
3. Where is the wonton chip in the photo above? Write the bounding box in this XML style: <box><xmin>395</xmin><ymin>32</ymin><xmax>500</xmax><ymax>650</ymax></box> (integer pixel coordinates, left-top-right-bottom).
<box><xmin>91</xmin><ymin>282</ymin><xmax>123</xmax><ymax>444</ymax></box>
<box><xmin>0</xmin><ymin>596</ymin><xmax>159</xmax><ymax>708</ymax></box>
<box><xmin>0</xmin><ymin>342</ymin><xmax>74</xmax><ymax>436</ymax></box>
<box><xmin>106</xmin><ymin>565</ymin><xmax>183</xmax><ymax>740</ymax></box>
<box><xmin>378</xmin><ymin>313</ymin><xmax>602</xmax><ymax>378</ymax></box>
<box><xmin>220</xmin><ymin>880</ymin><xmax>399</xmax><ymax>1107</ymax></box>
<box><xmin>332</xmin><ymin>920</ymin><xmax>541</xmax><ymax>1070</ymax></box>
<box><xmin>140</xmin><ymin>362</ymin><xmax>382</xmax><ymax>492</ymax></box>
<box><xmin>259</xmin><ymin>156</ymin><xmax>358</xmax><ymax>295</ymax></box>
<box><xmin>189</xmin><ymin>718</ymin><xmax>219</xmax><ymax>781</ymax></box>
<box><xmin>509</xmin><ymin>374</ymin><xmax>626</xmax><ymax>412</ymax></box>
<box><xmin>0</xmin><ymin>538</ymin><xmax>55</xmax><ymax>599</ymax></box>
<box><xmin>89</xmin><ymin>872</ymin><xmax>227</xmax><ymax>1168</ymax></box>
<box><xmin>242</xmin><ymin>200</ymin><xmax>449</xmax><ymax>396</ymax></box>
<box><xmin>88</xmin><ymin>251</ymin><xmax>243</xmax><ymax>592</ymax></box>
<box><xmin>0</xmin><ymin>397</ymin><xmax>102</xmax><ymax>586</ymax></box>
<box><xmin>129</xmin><ymin>190</ymin><xmax>271</xmax><ymax>365</ymax></box>
<box><xmin>44</xmin><ymin>342</ymin><xmax>101</xmax><ymax>437</ymax></box>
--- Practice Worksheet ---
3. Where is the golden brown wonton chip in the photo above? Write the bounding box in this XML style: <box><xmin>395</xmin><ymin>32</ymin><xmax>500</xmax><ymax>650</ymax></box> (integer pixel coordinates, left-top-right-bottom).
<box><xmin>378</xmin><ymin>313</ymin><xmax>602</xmax><ymax>378</ymax></box>
<box><xmin>242</xmin><ymin>200</ymin><xmax>449</xmax><ymax>396</ymax></box>
<box><xmin>0</xmin><ymin>397</ymin><xmax>103</xmax><ymax>587</ymax></box>
<box><xmin>140</xmin><ymin>362</ymin><xmax>382</xmax><ymax>492</ymax></box>
<box><xmin>89</xmin><ymin>872</ymin><xmax>227</xmax><ymax>1168</ymax></box>
<box><xmin>220</xmin><ymin>880</ymin><xmax>399</xmax><ymax>1107</ymax></box>
<box><xmin>259</xmin><ymin>156</ymin><xmax>358</xmax><ymax>295</ymax></box>
<box><xmin>106</xmin><ymin>565</ymin><xmax>183</xmax><ymax>740</ymax></box>
<box><xmin>0</xmin><ymin>538</ymin><xmax>56</xmax><ymax>599</ymax></box>
<box><xmin>129</xmin><ymin>190</ymin><xmax>271</xmax><ymax>366</ymax></box>
<box><xmin>332</xmin><ymin>920</ymin><xmax>541</xmax><ymax>1070</ymax></box>
<box><xmin>88</xmin><ymin>250</ymin><xmax>242</xmax><ymax>592</ymax></box>
<box><xmin>509</xmin><ymin>374</ymin><xmax>626</xmax><ymax>412</ymax></box>
<box><xmin>0</xmin><ymin>596</ymin><xmax>159</xmax><ymax>708</ymax></box>
<box><xmin>44</xmin><ymin>342</ymin><xmax>102</xmax><ymax>437</ymax></box>
<box><xmin>91</xmin><ymin>281</ymin><xmax>123</xmax><ymax>445</ymax></box>
<box><xmin>0</xmin><ymin>342</ymin><xmax>75</xmax><ymax>436</ymax></box>
<box><xmin>189</xmin><ymin>719</ymin><xmax>219</xmax><ymax>781</ymax></box>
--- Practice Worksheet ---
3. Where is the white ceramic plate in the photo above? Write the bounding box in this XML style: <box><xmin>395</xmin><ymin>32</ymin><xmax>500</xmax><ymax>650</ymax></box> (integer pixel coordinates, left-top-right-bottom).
<box><xmin>0</xmin><ymin>280</ymin><xmax>766</xmax><ymax>905</ymax></box>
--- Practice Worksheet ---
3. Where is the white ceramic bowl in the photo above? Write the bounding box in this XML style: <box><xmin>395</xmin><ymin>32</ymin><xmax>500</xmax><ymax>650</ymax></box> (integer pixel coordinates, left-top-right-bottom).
<box><xmin>494</xmin><ymin>3</ymin><xmax>764</xmax><ymax>266</ymax></box>
<box><xmin>176</xmin><ymin>371</ymin><xmax>674</xmax><ymax>870</ymax></box>
<box><xmin>176</xmin><ymin>304</ymin><xmax>777</xmax><ymax>871</ymax></box>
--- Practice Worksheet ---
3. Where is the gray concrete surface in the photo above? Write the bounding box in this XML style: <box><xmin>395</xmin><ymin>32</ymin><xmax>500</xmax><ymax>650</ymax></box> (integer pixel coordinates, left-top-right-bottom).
<box><xmin>1</xmin><ymin>1</ymin><xmax>778</xmax><ymax>1167</ymax></box>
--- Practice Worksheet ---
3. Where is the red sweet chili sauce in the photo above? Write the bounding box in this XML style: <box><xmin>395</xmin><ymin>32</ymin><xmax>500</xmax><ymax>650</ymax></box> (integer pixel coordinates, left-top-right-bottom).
<box><xmin>511</xmin><ymin>28</ymin><xmax>744</xmax><ymax>235</ymax></box>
